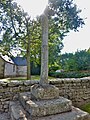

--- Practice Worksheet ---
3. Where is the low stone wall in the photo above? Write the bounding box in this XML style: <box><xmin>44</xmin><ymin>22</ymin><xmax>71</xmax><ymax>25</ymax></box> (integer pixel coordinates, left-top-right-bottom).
<box><xmin>0</xmin><ymin>77</ymin><xmax>90</xmax><ymax>112</ymax></box>
<box><xmin>0</xmin><ymin>80</ymin><xmax>38</xmax><ymax>112</ymax></box>
<box><xmin>50</xmin><ymin>77</ymin><xmax>90</xmax><ymax>107</ymax></box>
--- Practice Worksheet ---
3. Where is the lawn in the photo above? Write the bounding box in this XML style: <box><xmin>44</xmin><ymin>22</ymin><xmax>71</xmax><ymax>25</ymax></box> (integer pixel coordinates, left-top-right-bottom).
<box><xmin>3</xmin><ymin>75</ymin><xmax>54</xmax><ymax>81</ymax></box>
<box><xmin>80</xmin><ymin>103</ymin><xmax>90</xmax><ymax>113</ymax></box>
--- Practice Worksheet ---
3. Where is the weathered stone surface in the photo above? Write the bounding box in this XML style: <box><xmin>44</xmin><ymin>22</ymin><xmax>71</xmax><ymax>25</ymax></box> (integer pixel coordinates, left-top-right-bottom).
<box><xmin>33</xmin><ymin>107</ymin><xmax>90</xmax><ymax>120</ymax></box>
<box><xmin>8</xmin><ymin>81</ymin><xmax>23</xmax><ymax>87</ymax></box>
<box><xmin>24</xmin><ymin>80</ymin><xmax>39</xmax><ymax>86</ymax></box>
<box><xmin>19</xmin><ymin>92</ymin><xmax>31</xmax><ymax>108</ymax></box>
<box><xmin>31</xmin><ymin>85</ymin><xmax>59</xmax><ymax>100</ymax></box>
<box><xmin>0</xmin><ymin>80</ymin><xmax>7</xmax><ymax>86</ymax></box>
<box><xmin>27</xmin><ymin>98</ymin><xmax>72</xmax><ymax>117</ymax></box>
<box><xmin>9</xmin><ymin>100</ymin><xmax>90</xmax><ymax>120</ymax></box>
<box><xmin>19</xmin><ymin>92</ymin><xmax>72</xmax><ymax>117</ymax></box>
<box><xmin>9</xmin><ymin>101</ymin><xmax>28</xmax><ymax>120</ymax></box>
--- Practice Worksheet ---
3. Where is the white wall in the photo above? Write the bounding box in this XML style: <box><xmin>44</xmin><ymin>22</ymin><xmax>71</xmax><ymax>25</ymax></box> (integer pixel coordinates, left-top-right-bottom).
<box><xmin>16</xmin><ymin>66</ymin><xmax>27</xmax><ymax>76</ymax></box>
<box><xmin>4</xmin><ymin>62</ymin><xmax>16</xmax><ymax>77</ymax></box>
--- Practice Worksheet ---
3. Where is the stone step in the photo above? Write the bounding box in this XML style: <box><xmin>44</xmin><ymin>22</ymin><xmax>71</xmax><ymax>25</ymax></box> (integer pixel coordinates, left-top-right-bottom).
<box><xmin>9</xmin><ymin>101</ymin><xmax>29</xmax><ymax>120</ymax></box>
<box><xmin>19</xmin><ymin>92</ymin><xmax>72</xmax><ymax>117</ymax></box>
<box><xmin>9</xmin><ymin>101</ymin><xmax>90</xmax><ymax>120</ymax></box>
<box><xmin>34</xmin><ymin>107</ymin><xmax>90</xmax><ymax>120</ymax></box>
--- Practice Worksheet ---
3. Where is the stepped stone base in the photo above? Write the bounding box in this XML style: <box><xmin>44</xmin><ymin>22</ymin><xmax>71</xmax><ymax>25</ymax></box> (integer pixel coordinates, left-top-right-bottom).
<box><xmin>9</xmin><ymin>85</ymin><xmax>90</xmax><ymax>120</ymax></box>
<box><xmin>9</xmin><ymin>101</ymin><xmax>90</xmax><ymax>120</ymax></box>
<box><xmin>19</xmin><ymin>92</ymin><xmax>72</xmax><ymax>117</ymax></box>
<box><xmin>31</xmin><ymin>84</ymin><xmax>59</xmax><ymax>100</ymax></box>
<box><xmin>34</xmin><ymin>107</ymin><xmax>90</xmax><ymax>120</ymax></box>
<box><xmin>9</xmin><ymin>101</ymin><xmax>28</xmax><ymax>120</ymax></box>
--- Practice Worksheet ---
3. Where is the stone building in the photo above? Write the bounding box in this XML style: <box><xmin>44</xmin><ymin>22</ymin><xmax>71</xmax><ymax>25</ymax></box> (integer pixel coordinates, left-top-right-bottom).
<box><xmin>0</xmin><ymin>55</ymin><xmax>27</xmax><ymax>78</ymax></box>
<box><xmin>11</xmin><ymin>57</ymin><xmax>27</xmax><ymax>77</ymax></box>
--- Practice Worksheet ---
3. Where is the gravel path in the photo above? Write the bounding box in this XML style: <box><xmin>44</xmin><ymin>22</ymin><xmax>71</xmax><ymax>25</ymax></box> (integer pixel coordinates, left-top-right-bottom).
<box><xmin>0</xmin><ymin>112</ymin><xmax>10</xmax><ymax>120</ymax></box>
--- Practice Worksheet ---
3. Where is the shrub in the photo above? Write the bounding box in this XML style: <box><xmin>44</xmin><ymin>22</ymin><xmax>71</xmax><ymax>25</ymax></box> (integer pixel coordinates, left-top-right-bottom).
<box><xmin>49</xmin><ymin>71</ymin><xmax>90</xmax><ymax>78</ymax></box>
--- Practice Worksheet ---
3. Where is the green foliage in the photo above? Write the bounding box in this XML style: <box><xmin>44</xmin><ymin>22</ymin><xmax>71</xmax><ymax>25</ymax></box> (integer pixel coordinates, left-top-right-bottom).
<box><xmin>60</xmin><ymin>49</ymin><xmax>90</xmax><ymax>71</ymax></box>
<box><xmin>49</xmin><ymin>64</ymin><xmax>60</xmax><ymax>73</ymax></box>
<box><xmin>49</xmin><ymin>0</ymin><xmax>84</xmax><ymax>32</ymax></box>
<box><xmin>49</xmin><ymin>71</ymin><xmax>90</xmax><ymax>78</ymax></box>
<box><xmin>75</xmin><ymin>50</ymin><xmax>90</xmax><ymax>70</ymax></box>
<box><xmin>31</xmin><ymin>63</ymin><xmax>40</xmax><ymax>75</ymax></box>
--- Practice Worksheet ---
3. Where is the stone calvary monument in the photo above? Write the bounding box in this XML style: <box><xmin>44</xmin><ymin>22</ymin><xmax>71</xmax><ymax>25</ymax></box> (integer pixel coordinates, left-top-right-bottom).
<box><xmin>9</xmin><ymin>7</ymin><xmax>90</xmax><ymax>120</ymax></box>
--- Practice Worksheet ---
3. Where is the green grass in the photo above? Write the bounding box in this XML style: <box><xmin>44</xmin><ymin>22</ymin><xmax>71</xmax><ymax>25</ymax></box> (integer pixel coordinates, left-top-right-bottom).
<box><xmin>2</xmin><ymin>75</ymin><xmax>54</xmax><ymax>81</ymax></box>
<box><xmin>80</xmin><ymin>103</ymin><xmax>90</xmax><ymax>113</ymax></box>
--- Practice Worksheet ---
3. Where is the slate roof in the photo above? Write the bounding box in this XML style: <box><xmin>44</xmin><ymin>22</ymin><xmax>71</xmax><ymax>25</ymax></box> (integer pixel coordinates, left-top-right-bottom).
<box><xmin>11</xmin><ymin>57</ymin><xmax>27</xmax><ymax>66</ymax></box>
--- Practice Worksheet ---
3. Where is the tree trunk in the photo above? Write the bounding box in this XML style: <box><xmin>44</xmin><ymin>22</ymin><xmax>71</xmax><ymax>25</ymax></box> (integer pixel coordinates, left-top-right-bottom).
<box><xmin>40</xmin><ymin>11</ymin><xmax>49</xmax><ymax>85</ymax></box>
<box><xmin>27</xmin><ymin>38</ymin><xmax>31</xmax><ymax>80</ymax></box>
<box><xmin>26</xmin><ymin>20</ymin><xmax>31</xmax><ymax>80</ymax></box>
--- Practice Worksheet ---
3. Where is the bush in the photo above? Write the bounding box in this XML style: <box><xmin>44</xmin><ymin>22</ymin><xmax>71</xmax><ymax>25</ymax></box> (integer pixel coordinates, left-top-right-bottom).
<box><xmin>49</xmin><ymin>66</ymin><xmax>60</xmax><ymax>73</ymax></box>
<box><xmin>49</xmin><ymin>71</ymin><xmax>90</xmax><ymax>78</ymax></box>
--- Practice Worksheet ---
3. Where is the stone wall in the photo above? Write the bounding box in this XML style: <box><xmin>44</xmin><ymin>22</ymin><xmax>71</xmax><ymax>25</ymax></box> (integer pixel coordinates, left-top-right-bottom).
<box><xmin>50</xmin><ymin>77</ymin><xmax>90</xmax><ymax>106</ymax></box>
<box><xmin>0</xmin><ymin>77</ymin><xmax>90</xmax><ymax>112</ymax></box>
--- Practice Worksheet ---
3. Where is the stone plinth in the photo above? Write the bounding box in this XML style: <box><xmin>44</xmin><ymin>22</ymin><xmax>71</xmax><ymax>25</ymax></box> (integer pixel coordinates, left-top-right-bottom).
<box><xmin>26</xmin><ymin>97</ymin><xmax>72</xmax><ymax>117</ymax></box>
<box><xmin>19</xmin><ymin>92</ymin><xmax>72</xmax><ymax>117</ymax></box>
<box><xmin>31</xmin><ymin>84</ymin><xmax>59</xmax><ymax>100</ymax></box>
<box><xmin>9</xmin><ymin>101</ymin><xmax>90</xmax><ymax>120</ymax></box>
<box><xmin>34</xmin><ymin>107</ymin><xmax>90</xmax><ymax>120</ymax></box>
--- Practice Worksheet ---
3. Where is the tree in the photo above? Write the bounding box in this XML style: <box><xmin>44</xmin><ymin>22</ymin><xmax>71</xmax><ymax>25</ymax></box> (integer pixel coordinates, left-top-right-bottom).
<box><xmin>0</xmin><ymin>0</ymin><xmax>84</xmax><ymax>80</ymax></box>
<box><xmin>0</xmin><ymin>0</ymin><xmax>33</xmax><ymax>79</ymax></box>
<box><xmin>48</xmin><ymin>0</ymin><xmax>84</xmax><ymax>70</ymax></box>
<box><xmin>60</xmin><ymin>49</ymin><xmax>90</xmax><ymax>71</ymax></box>
<box><xmin>75</xmin><ymin>50</ymin><xmax>90</xmax><ymax>70</ymax></box>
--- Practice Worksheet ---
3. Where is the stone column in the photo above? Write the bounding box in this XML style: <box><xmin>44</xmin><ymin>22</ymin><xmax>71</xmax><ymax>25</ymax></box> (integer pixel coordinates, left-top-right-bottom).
<box><xmin>40</xmin><ymin>8</ymin><xmax>49</xmax><ymax>85</ymax></box>
<box><xmin>31</xmin><ymin>7</ymin><xmax>59</xmax><ymax>101</ymax></box>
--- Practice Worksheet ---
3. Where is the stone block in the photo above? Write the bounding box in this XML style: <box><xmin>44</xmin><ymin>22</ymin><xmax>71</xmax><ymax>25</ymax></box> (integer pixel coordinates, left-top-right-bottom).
<box><xmin>9</xmin><ymin>101</ymin><xmax>28</xmax><ymax>120</ymax></box>
<box><xmin>19</xmin><ymin>92</ymin><xmax>72</xmax><ymax>117</ymax></box>
<box><xmin>26</xmin><ymin>97</ymin><xmax>72</xmax><ymax>117</ymax></box>
<box><xmin>34</xmin><ymin>107</ymin><xmax>90</xmax><ymax>120</ymax></box>
<box><xmin>31</xmin><ymin>85</ymin><xmax>59</xmax><ymax>100</ymax></box>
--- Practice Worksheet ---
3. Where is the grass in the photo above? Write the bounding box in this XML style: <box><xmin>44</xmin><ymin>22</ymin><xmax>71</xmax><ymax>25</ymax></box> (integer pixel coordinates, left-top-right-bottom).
<box><xmin>1</xmin><ymin>75</ymin><xmax>54</xmax><ymax>81</ymax></box>
<box><xmin>80</xmin><ymin>103</ymin><xmax>90</xmax><ymax>113</ymax></box>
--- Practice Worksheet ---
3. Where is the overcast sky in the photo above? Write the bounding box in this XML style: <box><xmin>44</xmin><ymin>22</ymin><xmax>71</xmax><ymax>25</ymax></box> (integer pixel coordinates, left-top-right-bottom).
<box><xmin>62</xmin><ymin>0</ymin><xmax>90</xmax><ymax>53</ymax></box>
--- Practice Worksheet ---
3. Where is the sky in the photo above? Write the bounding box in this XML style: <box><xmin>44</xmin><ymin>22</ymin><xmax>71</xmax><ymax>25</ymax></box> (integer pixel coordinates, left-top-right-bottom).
<box><xmin>15</xmin><ymin>0</ymin><xmax>90</xmax><ymax>54</ymax></box>
<box><xmin>15</xmin><ymin>0</ymin><xmax>48</xmax><ymax>18</ymax></box>
<box><xmin>62</xmin><ymin>0</ymin><xmax>90</xmax><ymax>53</ymax></box>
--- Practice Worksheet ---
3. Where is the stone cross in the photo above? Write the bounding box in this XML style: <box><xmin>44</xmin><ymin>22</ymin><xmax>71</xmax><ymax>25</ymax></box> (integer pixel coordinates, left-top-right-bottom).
<box><xmin>40</xmin><ymin>7</ymin><xmax>49</xmax><ymax>85</ymax></box>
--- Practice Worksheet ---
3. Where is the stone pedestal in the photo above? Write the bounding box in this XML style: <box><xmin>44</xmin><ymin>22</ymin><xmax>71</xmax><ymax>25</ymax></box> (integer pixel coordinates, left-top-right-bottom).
<box><xmin>9</xmin><ymin>85</ymin><xmax>90</xmax><ymax>120</ymax></box>
<box><xmin>18</xmin><ymin>85</ymin><xmax>72</xmax><ymax>117</ymax></box>
<box><xmin>31</xmin><ymin>84</ymin><xmax>59</xmax><ymax>100</ymax></box>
